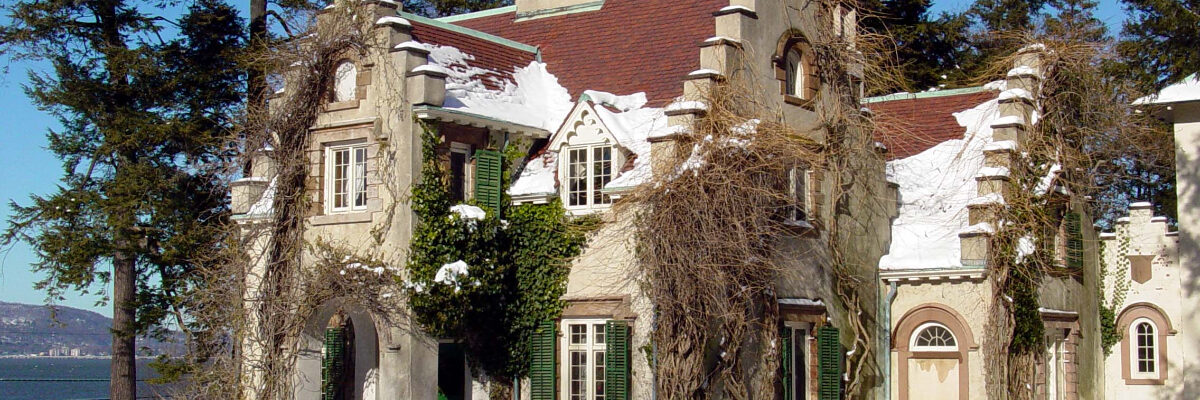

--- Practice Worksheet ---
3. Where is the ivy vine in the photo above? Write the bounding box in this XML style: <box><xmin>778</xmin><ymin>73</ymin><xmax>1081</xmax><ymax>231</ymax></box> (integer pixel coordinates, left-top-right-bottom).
<box><xmin>403</xmin><ymin>124</ymin><xmax>592</xmax><ymax>380</ymax></box>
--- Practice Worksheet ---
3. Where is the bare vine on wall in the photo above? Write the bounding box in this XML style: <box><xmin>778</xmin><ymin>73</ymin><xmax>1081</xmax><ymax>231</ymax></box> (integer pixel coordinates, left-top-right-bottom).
<box><xmin>621</xmin><ymin>3</ymin><xmax>896</xmax><ymax>396</ymax></box>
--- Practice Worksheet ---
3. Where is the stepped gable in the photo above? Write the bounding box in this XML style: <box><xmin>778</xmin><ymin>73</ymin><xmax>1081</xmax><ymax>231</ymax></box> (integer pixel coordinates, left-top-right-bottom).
<box><xmin>869</xmin><ymin>89</ymin><xmax>998</xmax><ymax>160</ymax></box>
<box><xmin>408</xmin><ymin>17</ymin><xmax>539</xmax><ymax>90</ymax></box>
<box><xmin>450</xmin><ymin>0</ymin><xmax>726</xmax><ymax>106</ymax></box>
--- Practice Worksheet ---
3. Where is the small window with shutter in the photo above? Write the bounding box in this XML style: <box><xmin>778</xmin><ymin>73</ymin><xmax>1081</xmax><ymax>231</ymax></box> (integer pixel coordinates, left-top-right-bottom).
<box><xmin>474</xmin><ymin>149</ymin><xmax>503</xmax><ymax>214</ymax></box>
<box><xmin>817</xmin><ymin>326</ymin><xmax>842</xmax><ymax>400</ymax></box>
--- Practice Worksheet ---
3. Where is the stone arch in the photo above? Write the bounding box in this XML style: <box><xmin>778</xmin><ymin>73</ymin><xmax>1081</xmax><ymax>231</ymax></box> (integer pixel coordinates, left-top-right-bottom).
<box><xmin>892</xmin><ymin>303</ymin><xmax>975</xmax><ymax>400</ymax></box>
<box><xmin>772</xmin><ymin>29</ymin><xmax>818</xmax><ymax>104</ymax></box>
<box><xmin>1116</xmin><ymin>302</ymin><xmax>1174</xmax><ymax>384</ymax></box>
<box><xmin>295</xmin><ymin>297</ymin><xmax>381</xmax><ymax>400</ymax></box>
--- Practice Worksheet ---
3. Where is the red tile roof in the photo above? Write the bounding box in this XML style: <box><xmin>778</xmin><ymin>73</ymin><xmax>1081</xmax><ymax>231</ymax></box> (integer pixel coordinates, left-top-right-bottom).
<box><xmin>869</xmin><ymin>90</ymin><xmax>998</xmax><ymax>160</ymax></box>
<box><xmin>409</xmin><ymin>19</ymin><xmax>539</xmax><ymax>90</ymax></box>
<box><xmin>452</xmin><ymin>0</ymin><xmax>726</xmax><ymax>106</ymax></box>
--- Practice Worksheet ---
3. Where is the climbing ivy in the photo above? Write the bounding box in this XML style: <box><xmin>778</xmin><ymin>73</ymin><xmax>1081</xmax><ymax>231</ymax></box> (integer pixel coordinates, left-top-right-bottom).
<box><xmin>404</xmin><ymin>125</ymin><xmax>591</xmax><ymax>380</ymax></box>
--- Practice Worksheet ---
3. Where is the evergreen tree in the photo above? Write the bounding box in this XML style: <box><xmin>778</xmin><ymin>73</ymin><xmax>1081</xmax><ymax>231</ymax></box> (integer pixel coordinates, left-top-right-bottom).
<box><xmin>860</xmin><ymin>0</ymin><xmax>973</xmax><ymax>92</ymax></box>
<box><xmin>1117</xmin><ymin>0</ymin><xmax>1200</xmax><ymax>90</ymax></box>
<box><xmin>0</xmin><ymin>1</ymin><xmax>244</xmax><ymax>398</ymax></box>
<box><xmin>403</xmin><ymin>0</ymin><xmax>512</xmax><ymax>17</ymax></box>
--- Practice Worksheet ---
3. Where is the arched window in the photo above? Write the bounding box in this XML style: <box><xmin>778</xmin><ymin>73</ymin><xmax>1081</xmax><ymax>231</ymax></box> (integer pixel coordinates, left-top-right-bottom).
<box><xmin>785</xmin><ymin>48</ymin><xmax>805</xmax><ymax>97</ymax></box>
<box><xmin>1132</xmin><ymin>318</ymin><xmax>1158</xmax><ymax>376</ymax></box>
<box><xmin>910</xmin><ymin>322</ymin><xmax>957</xmax><ymax>351</ymax></box>
<box><xmin>333</xmin><ymin>61</ymin><xmax>357</xmax><ymax>102</ymax></box>
<box><xmin>774</xmin><ymin>34</ymin><xmax>817</xmax><ymax>104</ymax></box>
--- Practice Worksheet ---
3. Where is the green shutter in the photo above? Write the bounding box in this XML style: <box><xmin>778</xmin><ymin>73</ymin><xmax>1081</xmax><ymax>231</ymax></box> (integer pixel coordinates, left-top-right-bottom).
<box><xmin>781</xmin><ymin>326</ymin><xmax>794</xmax><ymax>400</ymax></box>
<box><xmin>474</xmin><ymin>149</ymin><xmax>503</xmax><ymax>214</ymax></box>
<box><xmin>605</xmin><ymin>320</ymin><xmax>631</xmax><ymax>400</ymax></box>
<box><xmin>817</xmin><ymin>326</ymin><xmax>842</xmax><ymax>400</ymax></box>
<box><xmin>530</xmin><ymin>321</ymin><xmax>557</xmax><ymax>400</ymax></box>
<box><xmin>1066</xmin><ymin>212</ymin><xmax>1084</xmax><ymax>269</ymax></box>
<box><xmin>322</xmin><ymin>327</ymin><xmax>346</xmax><ymax>400</ymax></box>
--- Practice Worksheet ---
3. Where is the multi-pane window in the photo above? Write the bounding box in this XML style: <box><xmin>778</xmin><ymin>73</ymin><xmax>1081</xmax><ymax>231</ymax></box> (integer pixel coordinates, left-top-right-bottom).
<box><xmin>911</xmin><ymin>323</ymin><xmax>957</xmax><ymax>352</ymax></box>
<box><xmin>564</xmin><ymin>145</ymin><xmax>616</xmax><ymax>209</ymax></box>
<box><xmin>1135</xmin><ymin>321</ymin><xmax>1157</xmax><ymax>374</ymax></box>
<box><xmin>789</xmin><ymin>166</ymin><xmax>810</xmax><ymax>221</ymax></box>
<box><xmin>788</xmin><ymin>326</ymin><xmax>810</xmax><ymax>400</ymax></box>
<box><xmin>327</xmin><ymin>144</ymin><xmax>368</xmax><ymax>212</ymax></box>
<box><xmin>562</xmin><ymin>320</ymin><xmax>608</xmax><ymax>400</ymax></box>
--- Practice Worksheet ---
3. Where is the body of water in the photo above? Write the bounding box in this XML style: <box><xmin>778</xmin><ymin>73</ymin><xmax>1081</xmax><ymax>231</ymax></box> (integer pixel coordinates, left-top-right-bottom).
<box><xmin>0</xmin><ymin>358</ymin><xmax>170</xmax><ymax>400</ymax></box>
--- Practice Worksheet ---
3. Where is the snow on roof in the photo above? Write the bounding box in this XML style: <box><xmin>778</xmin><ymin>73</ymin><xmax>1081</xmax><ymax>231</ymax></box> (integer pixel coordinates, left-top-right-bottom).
<box><xmin>582</xmin><ymin>90</ymin><xmax>647</xmax><ymax>112</ymax></box>
<box><xmin>509</xmin><ymin>152</ymin><xmax>558</xmax><ymax>197</ymax></box>
<box><xmin>879</xmin><ymin>98</ymin><xmax>1002</xmax><ymax>270</ymax></box>
<box><xmin>420</xmin><ymin>42</ymin><xmax>574</xmax><ymax>132</ymax></box>
<box><xmin>1134</xmin><ymin>73</ymin><xmax>1200</xmax><ymax>105</ymax></box>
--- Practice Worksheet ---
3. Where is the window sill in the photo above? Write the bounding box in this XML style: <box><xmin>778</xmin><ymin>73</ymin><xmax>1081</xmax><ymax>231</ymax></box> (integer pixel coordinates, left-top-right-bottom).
<box><xmin>783</xmin><ymin>94</ymin><xmax>814</xmax><ymax>109</ymax></box>
<box><xmin>1124</xmin><ymin>376</ymin><xmax>1166</xmax><ymax>385</ymax></box>
<box><xmin>783</xmin><ymin>218</ymin><xmax>820</xmax><ymax>237</ymax></box>
<box><xmin>311</xmin><ymin>211</ymin><xmax>372</xmax><ymax>226</ymax></box>
<box><xmin>325</xmin><ymin>99</ymin><xmax>361</xmax><ymax>112</ymax></box>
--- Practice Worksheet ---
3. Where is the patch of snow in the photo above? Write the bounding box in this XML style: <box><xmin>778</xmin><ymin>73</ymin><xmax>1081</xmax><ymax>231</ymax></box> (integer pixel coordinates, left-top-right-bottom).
<box><xmin>1151</xmin><ymin>216</ymin><xmax>1168</xmax><ymax>223</ymax></box>
<box><xmin>412</xmin><ymin>64</ymin><xmax>450</xmax><ymax>75</ymax></box>
<box><xmin>999</xmin><ymin>88</ymin><xmax>1034</xmax><ymax>102</ymax></box>
<box><xmin>582</xmin><ymin>90</ymin><xmax>647</xmax><ymax>111</ymax></box>
<box><xmin>434</xmin><ymin>260</ymin><xmax>470</xmax><ymax>286</ymax></box>
<box><xmin>377</xmin><ymin>0</ymin><xmax>400</xmax><ymax>6</ymax></box>
<box><xmin>967</xmin><ymin>193</ymin><xmax>1005</xmax><ymax>207</ymax></box>
<box><xmin>688</xmin><ymin>69</ymin><xmax>722</xmax><ymax>77</ymax></box>
<box><xmin>983</xmin><ymin>140</ymin><xmax>1017</xmax><ymax>152</ymax></box>
<box><xmin>778</xmin><ymin>298</ymin><xmax>825</xmax><ymax>307</ymax></box>
<box><xmin>1016</xmin><ymin>235</ymin><xmax>1036</xmax><ymax>263</ymax></box>
<box><xmin>1117</xmin><ymin>216</ymin><xmax>1131</xmax><ymax>223</ymax></box>
<box><xmin>1033</xmin><ymin>163</ymin><xmax>1062</xmax><ymax>196</ymax></box>
<box><xmin>879</xmin><ymin>98</ymin><xmax>1001</xmax><ymax>270</ymax></box>
<box><xmin>719</xmin><ymin>5</ymin><xmax>754</xmax><ymax>13</ymax></box>
<box><xmin>666</xmin><ymin>100</ymin><xmax>708</xmax><ymax>113</ymax></box>
<box><xmin>394</xmin><ymin>41</ymin><xmax>427</xmax><ymax>51</ymax></box>
<box><xmin>983</xmin><ymin>80</ymin><xmax>1008</xmax><ymax>91</ymax></box>
<box><xmin>992</xmin><ymin>115</ymin><xmax>1024</xmax><ymax>126</ymax></box>
<box><xmin>375</xmin><ymin>16</ymin><xmax>411</xmax><ymax>27</ymax></box>
<box><xmin>1099</xmin><ymin>232</ymin><xmax>1116</xmax><ymax>239</ymax></box>
<box><xmin>960</xmin><ymin>222</ymin><xmax>996</xmax><ymax>235</ymax></box>
<box><xmin>1130</xmin><ymin>201</ymin><xmax>1153</xmax><ymax>208</ymax></box>
<box><xmin>705</xmin><ymin>36</ymin><xmax>742</xmax><ymax>44</ymax></box>
<box><xmin>977</xmin><ymin>166</ymin><xmax>1010</xmax><ymax>178</ymax></box>
<box><xmin>450</xmin><ymin>204</ymin><xmax>487</xmax><ymax>221</ymax></box>
<box><xmin>1019</xmin><ymin>43</ymin><xmax>1047</xmax><ymax>52</ymax></box>
<box><xmin>1135</xmin><ymin>74</ymin><xmax>1200</xmax><ymax>105</ymax></box>
<box><xmin>509</xmin><ymin>152</ymin><xmax>558</xmax><ymax>196</ymax></box>
<box><xmin>648</xmin><ymin>124</ymin><xmax>691</xmax><ymax>140</ymax></box>
<box><xmin>1007</xmin><ymin>65</ymin><xmax>1040</xmax><ymax>78</ymax></box>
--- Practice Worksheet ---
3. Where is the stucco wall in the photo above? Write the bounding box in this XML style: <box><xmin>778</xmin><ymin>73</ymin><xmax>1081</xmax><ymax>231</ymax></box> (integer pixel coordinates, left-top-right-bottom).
<box><xmin>888</xmin><ymin>280</ymin><xmax>992</xmax><ymax>400</ymax></box>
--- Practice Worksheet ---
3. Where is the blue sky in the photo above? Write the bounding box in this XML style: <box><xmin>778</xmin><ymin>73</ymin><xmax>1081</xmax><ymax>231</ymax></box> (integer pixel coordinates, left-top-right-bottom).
<box><xmin>0</xmin><ymin>0</ymin><xmax>1133</xmax><ymax>317</ymax></box>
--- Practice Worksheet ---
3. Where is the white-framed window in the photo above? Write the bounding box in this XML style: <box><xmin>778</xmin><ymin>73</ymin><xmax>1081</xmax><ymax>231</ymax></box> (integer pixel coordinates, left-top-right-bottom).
<box><xmin>785</xmin><ymin>323</ymin><xmax>813</xmax><ymax>400</ymax></box>
<box><xmin>785</xmin><ymin>49</ymin><xmax>806</xmax><ymax>98</ymax></box>
<box><xmin>326</xmin><ymin>143</ymin><xmax>368</xmax><ymax>213</ymax></box>
<box><xmin>560</xmin><ymin>319</ymin><xmax>608</xmax><ymax>400</ymax></box>
<box><xmin>1044</xmin><ymin>329</ymin><xmax>1067</xmax><ymax>400</ymax></box>
<box><xmin>788</xmin><ymin>166</ymin><xmax>810</xmax><ymax>222</ymax></box>
<box><xmin>1131</xmin><ymin>318</ymin><xmax>1158</xmax><ymax>378</ymax></box>
<box><xmin>333</xmin><ymin>61</ymin><xmax>357</xmax><ymax>102</ymax></box>
<box><xmin>448</xmin><ymin>142</ymin><xmax>471</xmax><ymax>203</ymax></box>
<box><xmin>563</xmin><ymin>145</ymin><xmax>617</xmax><ymax>211</ymax></box>
<box><xmin>910</xmin><ymin>322</ymin><xmax>957</xmax><ymax>352</ymax></box>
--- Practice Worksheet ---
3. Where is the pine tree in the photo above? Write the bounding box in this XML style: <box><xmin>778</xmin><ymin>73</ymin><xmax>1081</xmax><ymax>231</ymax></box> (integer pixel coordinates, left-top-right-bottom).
<box><xmin>0</xmin><ymin>1</ymin><xmax>244</xmax><ymax>398</ymax></box>
<box><xmin>403</xmin><ymin>0</ymin><xmax>512</xmax><ymax>17</ymax></box>
<box><xmin>860</xmin><ymin>0</ymin><xmax>973</xmax><ymax>92</ymax></box>
<box><xmin>1117</xmin><ymin>0</ymin><xmax>1200</xmax><ymax>90</ymax></box>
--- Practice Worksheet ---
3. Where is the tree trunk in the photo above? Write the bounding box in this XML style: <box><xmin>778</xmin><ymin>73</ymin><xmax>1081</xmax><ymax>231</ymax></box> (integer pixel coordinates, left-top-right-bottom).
<box><xmin>111</xmin><ymin>238</ymin><xmax>137</xmax><ymax>400</ymax></box>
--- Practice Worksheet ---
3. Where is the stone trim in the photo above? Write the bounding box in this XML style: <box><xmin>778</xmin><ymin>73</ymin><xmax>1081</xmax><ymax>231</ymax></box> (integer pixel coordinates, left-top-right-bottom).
<box><xmin>772</xmin><ymin>30</ymin><xmax>818</xmax><ymax>107</ymax></box>
<box><xmin>1116</xmin><ymin>302</ymin><xmax>1174</xmax><ymax>385</ymax></box>
<box><xmin>892</xmin><ymin>303</ymin><xmax>975</xmax><ymax>400</ymax></box>
<box><xmin>560</xmin><ymin>296</ymin><xmax>636</xmax><ymax>320</ymax></box>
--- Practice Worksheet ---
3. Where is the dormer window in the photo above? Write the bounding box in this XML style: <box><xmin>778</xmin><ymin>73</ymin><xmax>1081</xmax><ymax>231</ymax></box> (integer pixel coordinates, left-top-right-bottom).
<box><xmin>565</xmin><ymin>145</ymin><xmax>616</xmax><ymax>209</ymax></box>
<box><xmin>333</xmin><ymin>61</ymin><xmax>357</xmax><ymax>102</ymax></box>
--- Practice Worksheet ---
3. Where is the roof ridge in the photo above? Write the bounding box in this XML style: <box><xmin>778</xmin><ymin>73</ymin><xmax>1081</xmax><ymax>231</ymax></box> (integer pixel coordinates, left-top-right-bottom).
<box><xmin>862</xmin><ymin>86</ymin><xmax>989</xmax><ymax>104</ymax></box>
<box><xmin>400</xmin><ymin>11</ymin><xmax>540</xmax><ymax>55</ymax></box>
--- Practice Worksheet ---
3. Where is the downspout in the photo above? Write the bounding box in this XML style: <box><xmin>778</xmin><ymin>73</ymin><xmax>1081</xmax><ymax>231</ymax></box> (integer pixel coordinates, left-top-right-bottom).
<box><xmin>881</xmin><ymin>280</ymin><xmax>898</xmax><ymax>400</ymax></box>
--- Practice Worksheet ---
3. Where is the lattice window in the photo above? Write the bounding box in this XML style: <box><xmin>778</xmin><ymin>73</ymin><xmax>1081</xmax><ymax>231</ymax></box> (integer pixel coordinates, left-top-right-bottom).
<box><xmin>912</xmin><ymin>323</ymin><xmax>957</xmax><ymax>351</ymax></box>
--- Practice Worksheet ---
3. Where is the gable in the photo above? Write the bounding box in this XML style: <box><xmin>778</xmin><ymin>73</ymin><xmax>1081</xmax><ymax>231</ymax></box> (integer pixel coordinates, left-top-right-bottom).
<box><xmin>548</xmin><ymin>101</ymin><xmax>622</xmax><ymax>154</ymax></box>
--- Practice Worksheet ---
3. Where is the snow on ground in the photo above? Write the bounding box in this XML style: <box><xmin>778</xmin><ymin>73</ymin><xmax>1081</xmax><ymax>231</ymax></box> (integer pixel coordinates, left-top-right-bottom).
<box><xmin>879</xmin><ymin>98</ymin><xmax>1001</xmax><ymax>270</ymax></box>
<box><xmin>434</xmin><ymin>260</ymin><xmax>469</xmax><ymax>285</ymax></box>
<box><xmin>1134</xmin><ymin>73</ymin><xmax>1200</xmax><ymax>105</ymax></box>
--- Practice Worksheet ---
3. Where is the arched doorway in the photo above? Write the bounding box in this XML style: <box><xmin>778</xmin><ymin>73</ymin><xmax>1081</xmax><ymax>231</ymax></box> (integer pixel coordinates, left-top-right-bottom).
<box><xmin>296</xmin><ymin>300</ymin><xmax>379</xmax><ymax>400</ymax></box>
<box><xmin>892</xmin><ymin>303</ymin><xmax>976</xmax><ymax>400</ymax></box>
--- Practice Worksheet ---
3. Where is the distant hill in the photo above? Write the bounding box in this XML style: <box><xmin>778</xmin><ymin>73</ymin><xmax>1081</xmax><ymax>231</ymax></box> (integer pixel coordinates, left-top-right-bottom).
<box><xmin>0</xmin><ymin>301</ymin><xmax>183</xmax><ymax>357</ymax></box>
